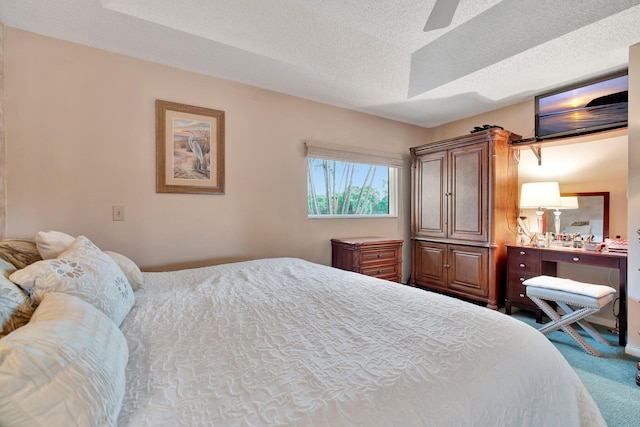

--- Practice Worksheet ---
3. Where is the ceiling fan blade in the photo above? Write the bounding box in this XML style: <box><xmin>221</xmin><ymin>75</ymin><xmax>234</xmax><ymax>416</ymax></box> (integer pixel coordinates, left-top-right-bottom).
<box><xmin>424</xmin><ymin>0</ymin><xmax>460</xmax><ymax>31</ymax></box>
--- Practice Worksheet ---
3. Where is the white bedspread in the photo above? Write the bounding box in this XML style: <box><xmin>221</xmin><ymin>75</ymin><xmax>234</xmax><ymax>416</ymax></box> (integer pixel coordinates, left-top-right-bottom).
<box><xmin>118</xmin><ymin>258</ymin><xmax>604</xmax><ymax>426</ymax></box>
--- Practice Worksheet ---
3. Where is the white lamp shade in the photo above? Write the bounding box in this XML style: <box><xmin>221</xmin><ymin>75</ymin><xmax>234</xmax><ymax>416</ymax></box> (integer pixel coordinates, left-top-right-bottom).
<box><xmin>519</xmin><ymin>182</ymin><xmax>562</xmax><ymax>209</ymax></box>
<box><xmin>548</xmin><ymin>196</ymin><xmax>579</xmax><ymax>210</ymax></box>
<box><xmin>560</xmin><ymin>196</ymin><xmax>579</xmax><ymax>209</ymax></box>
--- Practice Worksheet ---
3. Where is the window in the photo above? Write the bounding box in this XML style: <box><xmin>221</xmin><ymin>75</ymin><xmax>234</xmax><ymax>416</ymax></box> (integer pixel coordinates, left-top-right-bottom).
<box><xmin>305</xmin><ymin>141</ymin><xmax>402</xmax><ymax>218</ymax></box>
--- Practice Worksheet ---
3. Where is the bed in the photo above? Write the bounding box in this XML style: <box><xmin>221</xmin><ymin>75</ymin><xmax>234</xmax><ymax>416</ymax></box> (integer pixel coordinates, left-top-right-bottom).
<box><xmin>0</xmin><ymin>233</ymin><xmax>606</xmax><ymax>426</ymax></box>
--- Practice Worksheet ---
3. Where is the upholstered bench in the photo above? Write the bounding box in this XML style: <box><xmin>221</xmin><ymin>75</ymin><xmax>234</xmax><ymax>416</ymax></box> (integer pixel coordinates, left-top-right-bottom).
<box><xmin>523</xmin><ymin>275</ymin><xmax>616</xmax><ymax>357</ymax></box>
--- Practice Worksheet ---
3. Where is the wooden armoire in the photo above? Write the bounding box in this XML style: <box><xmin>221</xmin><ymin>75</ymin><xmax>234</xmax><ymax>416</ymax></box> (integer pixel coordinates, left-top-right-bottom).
<box><xmin>409</xmin><ymin>128</ymin><xmax>520</xmax><ymax>309</ymax></box>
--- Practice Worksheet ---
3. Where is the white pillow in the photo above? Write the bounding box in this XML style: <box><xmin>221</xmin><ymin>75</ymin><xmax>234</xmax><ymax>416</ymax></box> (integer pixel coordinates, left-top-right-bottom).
<box><xmin>104</xmin><ymin>251</ymin><xmax>145</xmax><ymax>291</ymax></box>
<box><xmin>0</xmin><ymin>292</ymin><xmax>128</xmax><ymax>426</ymax></box>
<box><xmin>35</xmin><ymin>230</ymin><xmax>75</xmax><ymax>259</ymax></box>
<box><xmin>35</xmin><ymin>230</ymin><xmax>144</xmax><ymax>291</ymax></box>
<box><xmin>10</xmin><ymin>236</ymin><xmax>135</xmax><ymax>326</ymax></box>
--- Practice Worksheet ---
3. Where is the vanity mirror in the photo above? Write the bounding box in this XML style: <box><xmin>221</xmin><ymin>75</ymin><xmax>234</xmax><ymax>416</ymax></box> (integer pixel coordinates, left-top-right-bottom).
<box><xmin>546</xmin><ymin>192</ymin><xmax>610</xmax><ymax>241</ymax></box>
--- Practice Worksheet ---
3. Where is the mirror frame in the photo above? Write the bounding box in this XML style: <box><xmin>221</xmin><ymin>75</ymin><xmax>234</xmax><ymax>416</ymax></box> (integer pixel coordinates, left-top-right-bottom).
<box><xmin>558</xmin><ymin>191</ymin><xmax>610</xmax><ymax>240</ymax></box>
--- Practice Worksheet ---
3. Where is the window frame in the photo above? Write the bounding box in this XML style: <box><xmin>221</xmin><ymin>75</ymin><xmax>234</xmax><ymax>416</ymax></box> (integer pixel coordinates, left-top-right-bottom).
<box><xmin>305</xmin><ymin>141</ymin><xmax>402</xmax><ymax>219</ymax></box>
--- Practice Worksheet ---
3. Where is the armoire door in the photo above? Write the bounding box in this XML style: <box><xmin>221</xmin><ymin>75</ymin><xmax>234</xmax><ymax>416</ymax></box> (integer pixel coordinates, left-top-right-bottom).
<box><xmin>447</xmin><ymin>244</ymin><xmax>488</xmax><ymax>298</ymax></box>
<box><xmin>413</xmin><ymin>151</ymin><xmax>447</xmax><ymax>238</ymax></box>
<box><xmin>447</xmin><ymin>142</ymin><xmax>489</xmax><ymax>242</ymax></box>
<box><xmin>412</xmin><ymin>240</ymin><xmax>447</xmax><ymax>290</ymax></box>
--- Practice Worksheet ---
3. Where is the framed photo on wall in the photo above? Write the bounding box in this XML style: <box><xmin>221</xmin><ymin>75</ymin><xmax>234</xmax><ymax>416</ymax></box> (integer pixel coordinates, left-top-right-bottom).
<box><xmin>156</xmin><ymin>100</ymin><xmax>225</xmax><ymax>194</ymax></box>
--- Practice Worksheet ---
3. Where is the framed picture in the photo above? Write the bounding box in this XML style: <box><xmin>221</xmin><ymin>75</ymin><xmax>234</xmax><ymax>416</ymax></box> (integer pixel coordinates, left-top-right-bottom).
<box><xmin>156</xmin><ymin>100</ymin><xmax>225</xmax><ymax>194</ymax></box>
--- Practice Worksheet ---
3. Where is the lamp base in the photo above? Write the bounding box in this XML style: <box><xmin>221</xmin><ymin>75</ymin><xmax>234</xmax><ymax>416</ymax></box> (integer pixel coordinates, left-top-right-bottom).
<box><xmin>553</xmin><ymin>209</ymin><xmax>562</xmax><ymax>236</ymax></box>
<box><xmin>536</xmin><ymin>209</ymin><xmax>545</xmax><ymax>233</ymax></box>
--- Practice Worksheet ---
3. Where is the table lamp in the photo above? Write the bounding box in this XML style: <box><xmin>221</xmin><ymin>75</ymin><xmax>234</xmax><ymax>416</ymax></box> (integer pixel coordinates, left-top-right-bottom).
<box><xmin>519</xmin><ymin>182</ymin><xmax>562</xmax><ymax>233</ymax></box>
<box><xmin>550</xmin><ymin>196</ymin><xmax>579</xmax><ymax>236</ymax></box>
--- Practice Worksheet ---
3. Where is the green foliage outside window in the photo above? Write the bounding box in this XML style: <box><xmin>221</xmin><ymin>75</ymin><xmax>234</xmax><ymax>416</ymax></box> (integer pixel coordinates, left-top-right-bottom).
<box><xmin>307</xmin><ymin>158</ymin><xmax>391</xmax><ymax>216</ymax></box>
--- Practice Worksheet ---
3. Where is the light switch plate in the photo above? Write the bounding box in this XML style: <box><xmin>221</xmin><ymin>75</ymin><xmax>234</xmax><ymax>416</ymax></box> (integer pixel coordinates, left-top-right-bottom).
<box><xmin>112</xmin><ymin>205</ymin><xmax>125</xmax><ymax>221</ymax></box>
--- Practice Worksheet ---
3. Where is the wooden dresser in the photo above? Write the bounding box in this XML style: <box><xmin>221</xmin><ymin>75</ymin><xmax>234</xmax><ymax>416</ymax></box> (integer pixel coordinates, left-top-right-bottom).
<box><xmin>409</xmin><ymin>128</ymin><xmax>520</xmax><ymax>309</ymax></box>
<box><xmin>331</xmin><ymin>237</ymin><xmax>403</xmax><ymax>283</ymax></box>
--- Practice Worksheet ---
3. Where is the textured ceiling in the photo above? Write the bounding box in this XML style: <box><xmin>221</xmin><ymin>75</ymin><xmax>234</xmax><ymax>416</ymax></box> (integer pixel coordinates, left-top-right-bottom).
<box><xmin>2</xmin><ymin>0</ymin><xmax>640</xmax><ymax>128</ymax></box>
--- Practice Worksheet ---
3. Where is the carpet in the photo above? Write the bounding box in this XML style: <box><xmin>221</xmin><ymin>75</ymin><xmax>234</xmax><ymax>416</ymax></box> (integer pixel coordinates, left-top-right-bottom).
<box><xmin>510</xmin><ymin>309</ymin><xmax>640</xmax><ymax>426</ymax></box>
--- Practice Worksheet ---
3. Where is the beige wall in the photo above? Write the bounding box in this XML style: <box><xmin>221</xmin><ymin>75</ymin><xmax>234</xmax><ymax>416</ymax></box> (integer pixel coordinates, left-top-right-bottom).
<box><xmin>627</xmin><ymin>42</ymin><xmax>640</xmax><ymax>357</ymax></box>
<box><xmin>3</xmin><ymin>28</ymin><xmax>429</xmax><ymax>273</ymax></box>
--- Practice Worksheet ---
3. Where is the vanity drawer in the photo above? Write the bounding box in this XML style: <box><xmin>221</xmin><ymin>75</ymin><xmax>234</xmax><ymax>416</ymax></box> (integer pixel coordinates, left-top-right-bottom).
<box><xmin>507</xmin><ymin>282</ymin><xmax>538</xmax><ymax>309</ymax></box>
<box><xmin>507</xmin><ymin>246</ymin><xmax>541</xmax><ymax>274</ymax></box>
<box><xmin>508</xmin><ymin>271</ymin><xmax>539</xmax><ymax>288</ymax></box>
<box><xmin>540</xmin><ymin>250</ymin><xmax>620</xmax><ymax>269</ymax></box>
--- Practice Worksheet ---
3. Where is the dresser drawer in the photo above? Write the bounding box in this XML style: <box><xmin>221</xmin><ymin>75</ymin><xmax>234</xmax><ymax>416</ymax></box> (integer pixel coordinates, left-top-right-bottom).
<box><xmin>361</xmin><ymin>248</ymin><xmax>399</xmax><ymax>264</ymax></box>
<box><xmin>361</xmin><ymin>264</ymin><xmax>399</xmax><ymax>278</ymax></box>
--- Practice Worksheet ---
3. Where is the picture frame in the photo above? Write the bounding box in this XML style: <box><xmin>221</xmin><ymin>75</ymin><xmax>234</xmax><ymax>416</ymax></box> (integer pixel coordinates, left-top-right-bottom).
<box><xmin>156</xmin><ymin>100</ymin><xmax>225</xmax><ymax>194</ymax></box>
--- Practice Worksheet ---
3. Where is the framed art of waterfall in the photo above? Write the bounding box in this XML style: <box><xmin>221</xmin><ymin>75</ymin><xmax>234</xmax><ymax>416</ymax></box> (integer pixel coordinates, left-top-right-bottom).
<box><xmin>535</xmin><ymin>70</ymin><xmax>628</xmax><ymax>141</ymax></box>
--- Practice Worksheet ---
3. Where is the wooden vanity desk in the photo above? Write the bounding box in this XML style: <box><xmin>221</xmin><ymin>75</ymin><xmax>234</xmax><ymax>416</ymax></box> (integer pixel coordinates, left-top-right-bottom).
<box><xmin>506</xmin><ymin>244</ymin><xmax>628</xmax><ymax>346</ymax></box>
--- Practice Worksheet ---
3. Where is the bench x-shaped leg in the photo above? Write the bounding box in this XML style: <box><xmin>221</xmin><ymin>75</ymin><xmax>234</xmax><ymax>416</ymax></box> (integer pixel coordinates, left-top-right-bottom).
<box><xmin>528</xmin><ymin>295</ymin><xmax>601</xmax><ymax>357</ymax></box>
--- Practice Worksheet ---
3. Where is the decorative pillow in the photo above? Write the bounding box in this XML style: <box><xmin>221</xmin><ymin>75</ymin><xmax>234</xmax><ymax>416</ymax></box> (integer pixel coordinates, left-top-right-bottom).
<box><xmin>0</xmin><ymin>238</ymin><xmax>42</xmax><ymax>269</ymax></box>
<box><xmin>35</xmin><ymin>230</ymin><xmax>75</xmax><ymax>259</ymax></box>
<box><xmin>0</xmin><ymin>292</ymin><xmax>128</xmax><ymax>426</ymax></box>
<box><xmin>9</xmin><ymin>236</ymin><xmax>135</xmax><ymax>326</ymax></box>
<box><xmin>104</xmin><ymin>250</ymin><xmax>145</xmax><ymax>290</ymax></box>
<box><xmin>35</xmin><ymin>230</ymin><xmax>144</xmax><ymax>291</ymax></box>
<box><xmin>0</xmin><ymin>259</ymin><xmax>35</xmax><ymax>338</ymax></box>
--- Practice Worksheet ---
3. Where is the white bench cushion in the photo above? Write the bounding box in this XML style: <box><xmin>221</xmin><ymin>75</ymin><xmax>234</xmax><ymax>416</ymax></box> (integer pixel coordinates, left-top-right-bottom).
<box><xmin>524</xmin><ymin>276</ymin><xmax>615</xmax><ymax>309</ymax></box>
<box><xmin>523</xmin><ymin>275</ymin><xmax>616</xmax><ymax>298</ymax></box>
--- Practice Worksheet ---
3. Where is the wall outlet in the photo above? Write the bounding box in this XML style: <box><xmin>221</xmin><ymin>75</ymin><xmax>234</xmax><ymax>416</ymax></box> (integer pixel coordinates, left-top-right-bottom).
<box><xmin>112</xmin><ymin>205</ymin><xmax>125</xmax><ymax>221</ymax></box>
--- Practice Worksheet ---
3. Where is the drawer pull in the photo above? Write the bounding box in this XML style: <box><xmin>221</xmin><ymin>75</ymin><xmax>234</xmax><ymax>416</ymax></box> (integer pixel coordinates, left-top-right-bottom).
<box><xmin>519</xmin><ymin>251</ymin><xmax>525</xmax><ymax>255</ymax></box>
<box><xmin>377</xmin><ymin>253</ymin><xmax>382</xmax><ymax>258</ymax></box>
<box><xmin>519</xmin><ymin>277</ymin><xmax>525</xmax><ymax>282</ymax></box>
<box><xmin>519</xmin><ymin>293</ymin><xmax>525</xmax><ymax>298</ymax></box>
<box><xmin>444</xmin><ymin>264</ymin><xmax>450</xmax><ymax>268</ymax></box>
<box><xmin>519</xmin><ymin>263</ymin><xmax>525</xmax><ymax>268</ymax></box>
<box><xmin>377</xmin><ymin>269</ymin><xmax>382</xmax><ymax>274</ymax></box>
<box><xmin>572</xmin><ymin>257</ymin><xmax>580</xmax><ymax>262</ymax></box>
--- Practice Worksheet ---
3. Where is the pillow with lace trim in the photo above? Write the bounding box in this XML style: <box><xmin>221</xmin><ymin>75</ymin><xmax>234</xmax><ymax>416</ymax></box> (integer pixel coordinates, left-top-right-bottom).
<box><xmin>9</xmin><ymin>236</ymin><xmax>134</xmax><ymax>326</ymax></box>
<box><xmin>35</xmin><ymin>230</ymin><xmax>144</xmax><ymax>291</ymax></box>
